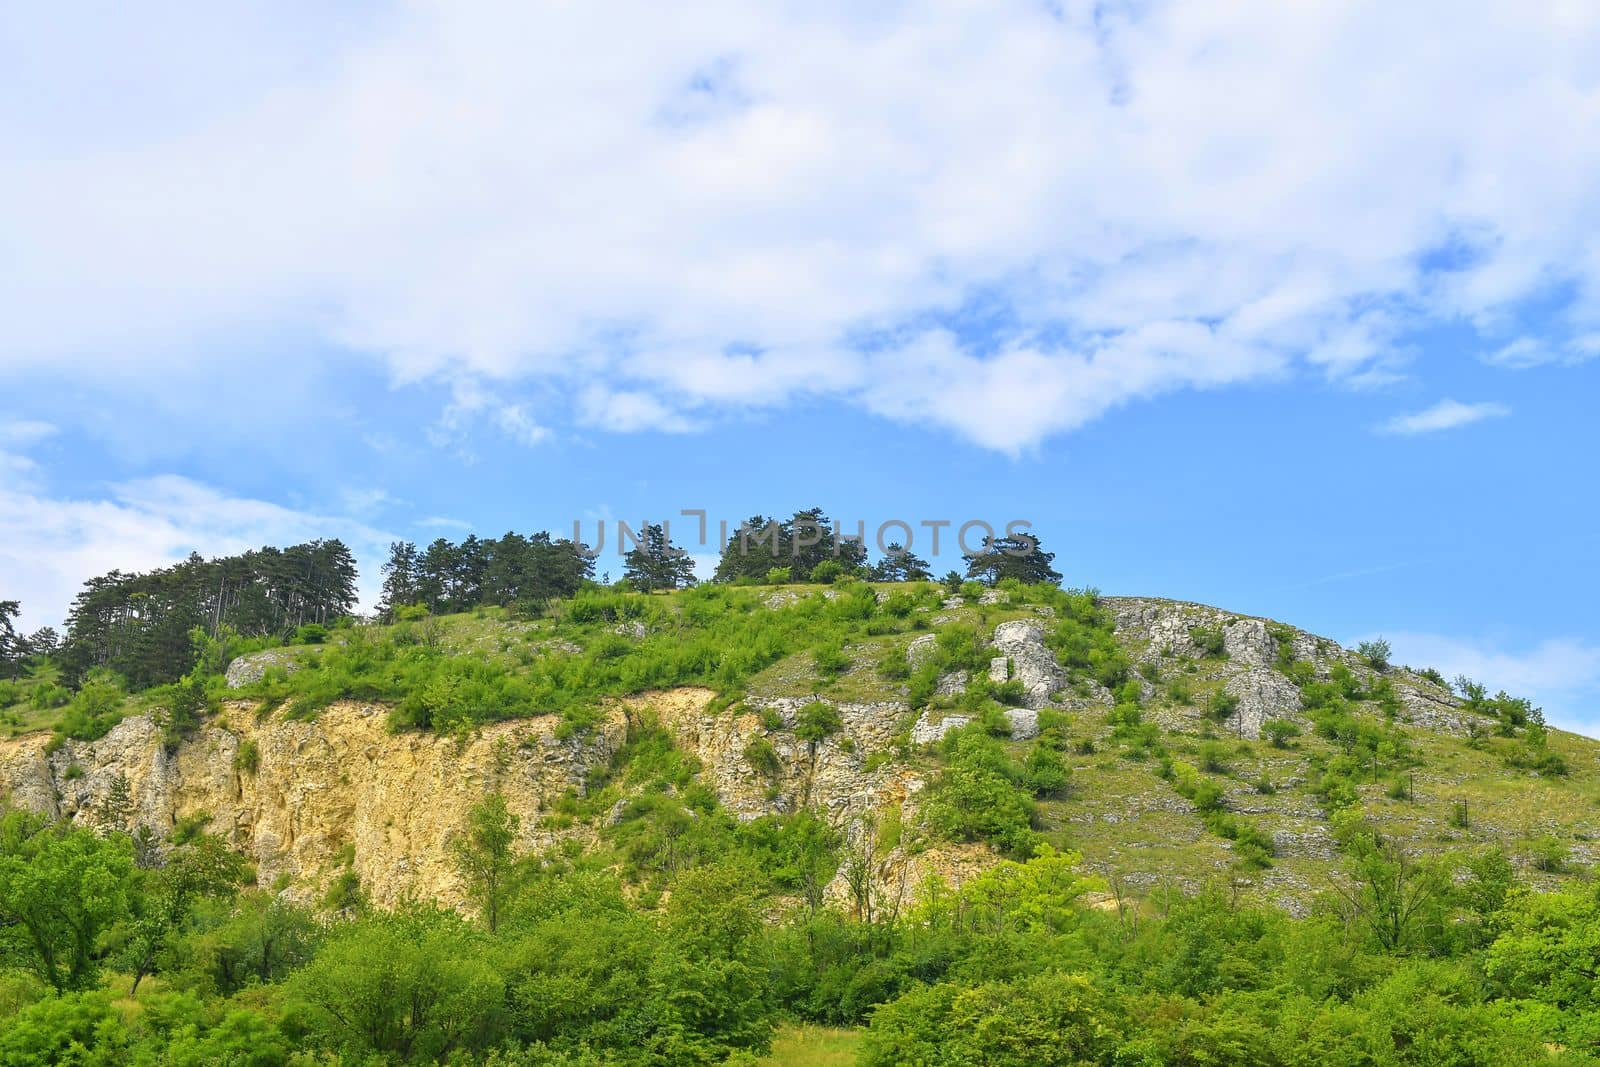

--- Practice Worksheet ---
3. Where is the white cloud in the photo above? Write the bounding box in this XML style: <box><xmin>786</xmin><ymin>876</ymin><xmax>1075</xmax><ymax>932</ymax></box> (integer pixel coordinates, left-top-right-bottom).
<box><xmin>4</xmin><ymin>3</ymin><xmax>1600</xmax><ymax>449</ymax></box>
<box><xmin>0</xmin><ymin>420</ymin><xmax>58</xmax><ymax>446</ymax></box>
<box><xmin>1380</xmin><ymin>631</ymin><xmax>1600</xmax><ymax>736</ymax></box>
<box><xmin>1377</xmin><ymin>398</ymin><xmax>1510</xmax><ymax>435</ymax></box>
<box><xmin>1484</xmin><ymin>335</ymin><xmax>1600</xmax><ymax>369</ymax></box>
<box><xmin>416</xmin><ymin>515</ymin><xmax>473</xmax><ymax>531</ymax></box>
<box><xmin>0</xmin><ymin>474</ymin><xmax>394</xmax><ymax>630</ymax></box>
<box><xmin>577</xmin><ymin>386</ymin><xmax>699</xmax><ymax>434</ymax></box>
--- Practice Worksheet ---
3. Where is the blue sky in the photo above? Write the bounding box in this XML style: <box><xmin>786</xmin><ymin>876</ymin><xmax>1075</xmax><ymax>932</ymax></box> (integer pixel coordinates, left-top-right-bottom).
<box><xmin>2</xmin><ymin>2</ymin><xmax>1598</xmax><ymax>731</ymax></box>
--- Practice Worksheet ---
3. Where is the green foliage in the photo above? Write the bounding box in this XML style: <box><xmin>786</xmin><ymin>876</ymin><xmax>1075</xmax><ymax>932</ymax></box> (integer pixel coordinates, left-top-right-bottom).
<box><xmin>1045</xmin><ymin>590</ymin><xmax>1132</xmax><ymax>690</ymax></box>
<box><xmin>923</xmin><ymin>728</ymin><xmax>1038</xmax><ymax>859</ymax></box>
<box><xmin>293</xmin><ymin>622</ymin><xmax>330</xmax><ymax>644</ymax></box>
<box><xmin>54</xmin><ymin>669</ymin><xmax>126</xmax><ymax>742</ymax></box>
<box><xmin>1206</xmin><ymin>687</ymin><xmax>1239</xmax><ymax>724</ymax></box>
<box><xmin>1263</xmin><ymin>718</ymin><xmax>1301</xmax><ymax>748</ymax></box>
<box><xmin>794</xmin><ymin>702</ymin><xmax>843</xmax><ymax>746</ymax></box>
<box><xmin>1357</xmin><ymin>637</ymin><xmax>1391</xmax><ymax>671</ymax></box>
<box><xmin>1189</xmin><ymin>624</ymin><xmax>1227</xmax><ymax>657</ymax></box>
<box><xmin>0</xmin><ymin>810</ymin><xmax>136</xmax><ymax>991</ymax></box>
<box><xmin>744</xmin><ymin>736</ymin><xmax>782</xmax><ymax>779</ymax></box>
<box><xmin>453</xmin><ymin>793</ymin><xmax>522</xmax><ymax>933</ymax></box>
<box><xmin>289</xmin><ymin>905</ymin><xmax>505</xmax><ymax>1062</ymax></box>
<box><xmin>961</xmin><ymin>532</ymin><xmax>1063</xmax><ymax>586</ymax></box>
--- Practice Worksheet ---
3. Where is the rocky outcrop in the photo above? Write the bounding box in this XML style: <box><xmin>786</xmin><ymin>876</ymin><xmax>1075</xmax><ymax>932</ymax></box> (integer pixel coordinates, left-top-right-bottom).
<box><xmin>224</xmin><ymin>649</ymin><xmax>301</xmax><ymax>688</ymax></box>
<box><xmin>0</xmin><ymin>701</ymin><xmax>627</xmax><ymax>908</ymax></box>
<box><xmin>988</xmin><ymin>620</ymin><xmax>1066</xmax><ymax>708</ymax></box>
<box><xmin>654</xmin><ymin>691</ymin><xmax>914</xmax><ymax>822</ymax></box>
<box><xmin>1222</xmin><ymin>669</ymin><xmax>1305</xmax><ymax>739</ymax></box>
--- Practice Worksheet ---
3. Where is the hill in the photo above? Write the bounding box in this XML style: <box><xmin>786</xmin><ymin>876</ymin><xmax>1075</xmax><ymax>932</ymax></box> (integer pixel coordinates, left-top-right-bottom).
<box><xmin>4</xmin><ymin>581</ymin><xmax>1594</xmax><ymax>910</ymax></box>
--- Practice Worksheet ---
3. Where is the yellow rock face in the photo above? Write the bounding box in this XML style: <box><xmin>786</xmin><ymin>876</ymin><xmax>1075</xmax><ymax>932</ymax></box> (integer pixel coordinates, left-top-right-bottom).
<box><xmin>0</xmin><ymin>700</ymin><xmax>628</xmax><ymax>907</ymax></box>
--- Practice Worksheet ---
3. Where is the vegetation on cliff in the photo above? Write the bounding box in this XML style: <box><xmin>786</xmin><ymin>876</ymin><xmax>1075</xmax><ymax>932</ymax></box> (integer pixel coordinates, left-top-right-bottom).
<box><xmin>4</xmin><ymin>521</ymin><xmax>1600</xmax><ymax>1063</ymax></box>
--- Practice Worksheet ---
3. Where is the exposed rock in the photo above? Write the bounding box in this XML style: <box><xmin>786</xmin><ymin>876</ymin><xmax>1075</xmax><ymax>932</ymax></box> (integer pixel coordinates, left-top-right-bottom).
<box><xmin>653</xmin><ymin>694</ymin><xmax>913</xmax><ymax>822</ymax></box>
<box><xmin>978</xmin><ymin>590</ymin><xmax>1009</xmax><ymax>605</ymax></box>
<box><xmin>1395</xmin><ymin>679</ymin><xmax>1477</xmax><ymax>735</ymax></box>
<box><xmin>988</xmin><ymin>620</ymin><xmax>1065</xmax><ymax>708</ymax></box>
<box><xmin>912</xmin><ymin>711</ymin><xmax>972</xmax><ymax>744</ymax></box>
<box><xmin>1003</xmin><ymin>708</ymin><xmax>1041</xmax><ymax>741</ymax></box>
<box><xmin>935</xmin><ymin>670</ymin><xmax>969</xmax><ymax>698</ymax></box>
<box><xmin>1222</xmin><ymin>669</ymin><xmax>1305</xmax><ymax>739</ymax></box>
<box><xmin>907</xmin><ymin>633</ymin><xmax>938</xmax><ymax>668</ymax></box>
<box><xmin>613</xmin><ymin>620</ymin><xmax>648</xmax><ymax>639</ymax></box>
<box><xmin>0</xmin><ymin>701</ymin><xmax>626</xmax><ymax>909</ymax></box>
<box><xmin>224</xmin><ymin>649</ymin><xmax>301</xmax><ymax>688</ymax></box>
<box><xmin>1223</xmin><ymin>619</ymin><xmax>1279</xmax><ymax>668</ymax></box>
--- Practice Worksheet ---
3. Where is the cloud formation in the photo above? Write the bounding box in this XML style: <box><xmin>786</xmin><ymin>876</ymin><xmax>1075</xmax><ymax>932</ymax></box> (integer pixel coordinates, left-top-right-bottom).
<box><xmin>4</xmin><ymin>3</ymin><xmax>1599</xmax><ymax>449</ymax></box>
<box><xmin>0</xmin><ymin>472</ymin><xmax>394</xmax><ymax>631</ymax></box>
<box><xmin>1377</xmin><ymin>398</ymin><xmax>1510</xmax><ymax>436</ymax></box>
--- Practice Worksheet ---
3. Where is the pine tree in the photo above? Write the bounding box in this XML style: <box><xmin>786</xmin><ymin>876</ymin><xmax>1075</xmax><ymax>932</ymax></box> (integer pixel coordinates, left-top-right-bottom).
<box><xmin>962</xmin><ymin>532</ymin><xmax>1063</xmax><ymax>586</ymax></box>
<box><xmin>871</xmin><ymin>545</ymin><xmax>933</xmax><ymax>581</ymax></box>
<box><xmin>623</xmin><ymin>524</ymin><xmax>697</xmax><ymax>592</ymax></box>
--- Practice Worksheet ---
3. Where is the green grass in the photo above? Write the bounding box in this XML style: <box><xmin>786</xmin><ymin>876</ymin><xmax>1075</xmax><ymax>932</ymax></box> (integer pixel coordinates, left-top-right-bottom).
<box><xmin>760</xmin><ymin>1024</ymin><xmax>864</xmax><ymax>1066</ymax></box>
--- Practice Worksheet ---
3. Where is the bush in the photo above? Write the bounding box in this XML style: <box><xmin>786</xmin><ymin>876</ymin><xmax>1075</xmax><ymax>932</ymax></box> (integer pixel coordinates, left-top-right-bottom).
<box><xmin>55</xmin><ymin>671</ymin><xmax>127</xmax><ymax>742</ymax></box>
<box><xmin>795</xmin><ymin>702</ymin><xmax>843</xmax><ymax>745</ymax></box>
<box><xmin>813</xmin><ymin>643</ymin><xmax>851</xmax><ymax>679</ymax></box>
<box><xmin>810</xmin><ymin>560</ymin><xmax>845</xmax><ymax>584</ymax></box>
<box><xmin>1189</xmin><ymin>625</ymin><xmax>1227</xmax><ymax>658</ymax></box>
<box><xmin>924</xmin><ymin>729</ymin><xmax>1038</xmax><ymax>859</ymax></box>
<box><xmin>744</xmin><ymin>737</ymin><xmax>783</xmax><ymax>778</ymax></box>
<box><xmin>1263</xmin><ymin>719</ymin><xmax>1301</xmax><ymax>748</ymax></box>
<box><xmin>1024</xmin><ymin>744</ymin><xmax>1070</xmax><ymax>797</ymax></box>
<box><xmin>1357</xmin><ymin>638</ymin><xmax>1392</xmax><ymax>671</ymax></box>
<box><xmin>1528</xmin><ymin>835</ymin><xmax>1569</xmax><ymax>873</ymax></box>
<box><xmin>294</xmin><ymin>623</ymin><xmax>330</xmax><ymax>644</ymax></box>
<box><xmin>1207</xmin><ymin>689</ymin><xmax>1240</xmax><ymax>722</ymax></box>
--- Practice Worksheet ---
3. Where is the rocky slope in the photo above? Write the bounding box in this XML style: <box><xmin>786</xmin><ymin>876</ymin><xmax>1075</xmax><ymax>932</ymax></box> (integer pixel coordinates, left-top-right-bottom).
<box><xmin>1</xmin><ymin>594</ymin><xmax>1594</xmax><ymax>910</ymax></box>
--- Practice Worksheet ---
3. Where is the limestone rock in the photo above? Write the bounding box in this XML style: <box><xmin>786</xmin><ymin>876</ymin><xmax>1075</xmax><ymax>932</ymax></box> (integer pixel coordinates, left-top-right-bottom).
<box><xmin>912</xmin><ymin>711</ymin><xmax>972</xmax><ymax>744</ymax></box>
<box><xmin>0</xmin><ymin>700</ymin><xmax>626</xmax><ymax>909</ymax></box>
<box><xmin>224</xmin><ymin>649</ymin><xmax>300</xmax><ymax>688</ymax></box>
<box><xmin>1221</xmin><ymin>669</ymin><xmax>1305</xmax><ymax>739</ymax></box>
<box><xmin>988</xmin><ymin>620</ymin><xmax>1065</xmax><ymax>709</ymax></box>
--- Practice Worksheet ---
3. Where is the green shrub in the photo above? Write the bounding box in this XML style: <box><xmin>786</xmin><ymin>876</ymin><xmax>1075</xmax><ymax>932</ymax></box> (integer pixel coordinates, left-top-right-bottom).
<box><xmin>1207</xmin><ymin>689</ymin><xmax>1240</xmax><ymax>722</ymax></box>
<box><xmin>1357</xmin><ymin>637</ymin><xmax>1392</xmax><ymax>671</ymax></box>
<box><xmin>1189</xmin><ymin>625</ymin><xmax>1227</xmax><ymax>657</ymax></box>
<box><xmin>813</xmin><ymin>643</ymin><xmax>851</xmax><ymax>679</ymax></box>
<box><xmin>744</xmin><ymin>737</ymin><xmax>783</xmax><ymax>778</ymax></box>
<box><xmin>1263</xmin><ymin>719</ymin><xmax>1301</xmax><ymax>748</ymax></box>
<box><xmin>795</xmin><ymin>702</ymin><xmax>843</xmax><ymax>745</ymax></box>
<box><xmin>294</xmin><ymin>623</ymin><xmax>330</xmax><ymax>644</ymax></box>
<box><xmin>810</xmin><ymin>560</ymin><xmax>845</xmax><ymax>584</ymax></box>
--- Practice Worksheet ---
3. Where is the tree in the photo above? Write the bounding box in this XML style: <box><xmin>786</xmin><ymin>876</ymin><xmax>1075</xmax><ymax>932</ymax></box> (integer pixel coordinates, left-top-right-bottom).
<box><xmin>1330</xmin><ymin>825</ymin><xmax>1449</xmax><ymax>953</ymax></box>
<box><xmin>289</xmin><ymin>906</ymin><xmax>506</xmax><ymax>1062</ymax></box>
<box><xmin>114</xmin><ymin>830</ymin><xmax>250</xmax><ymax>993</ymax></box>
<box><xmin>871</xmin><ymin>545</ymin><xmax>932</xmax><ymax>582</ymax></box>
<box><xmin>452</xmin><ymin>793</ymin><xmax>521</xmax><ymax>933</ymax></box>
<box><xmin>379</xmin><ymin>541</ymin><xmax>421</xmax><ymax>620</ymax></box>
<box><xmin>713</xmin><ymin>509</ymin><xmax>867</xmax><ymax>583</ymax></box>
<box><xmin>962</xmin><ymin>533</ymin><xmax>1063</xmax><ymax>586</ymax></box>
<box><xmin>0</xmin><ymin>599</ymin><xmax>20</xmax><ymax>679</ymax></box>
<box><xmin>1357</xmin><ymin>638</ymin><xmax>1391</xmax><ymax>672</ymax></box>
<box><xmin>623</xmin><ymin>523</ymin><xmax>697</xmax><ymax>592</ymax></box>
<box><xmin>0</xmin><ymin>811</ymin><xmax>137</xmax><ymax>991</ymax></box>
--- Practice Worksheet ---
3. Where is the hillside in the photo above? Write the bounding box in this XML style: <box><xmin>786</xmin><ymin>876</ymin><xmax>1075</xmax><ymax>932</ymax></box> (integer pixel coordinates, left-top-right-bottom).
<box><xmin>4</xmin><ymin>582</ymin><xmax>1595</xmax><ymax>912</ymax></box>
